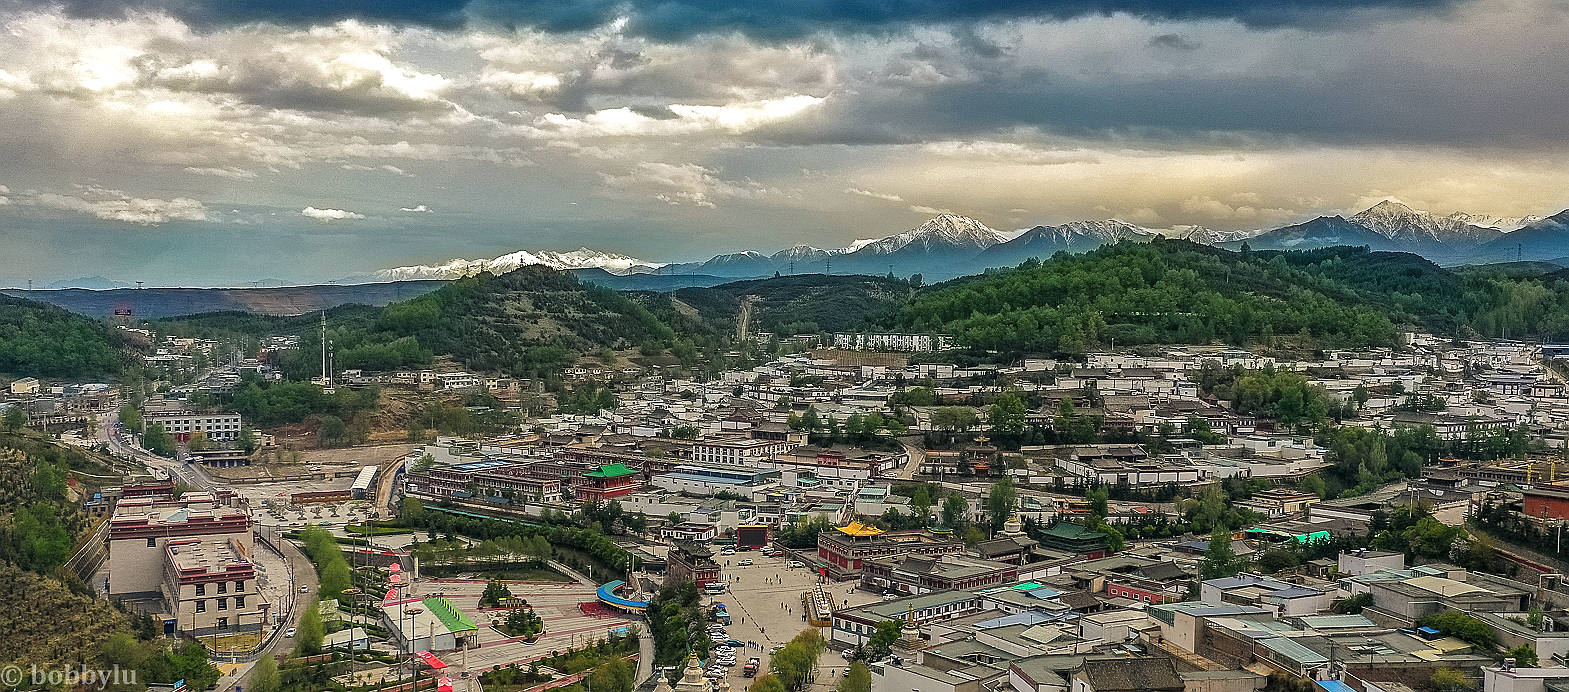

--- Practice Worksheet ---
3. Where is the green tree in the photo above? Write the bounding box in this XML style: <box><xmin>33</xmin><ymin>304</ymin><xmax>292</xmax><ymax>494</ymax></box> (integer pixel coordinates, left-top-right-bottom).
<box><xmin>3</xmin><ymin>406</ymin><xmax>28</xmax><ymax>432</ymax></box>
<box><xmin>1431</xmin><ymin>667</ymin><xmax>1476</xmax><ymax>692</ymax></box>
<box><xmin>910</xmin><ymin>486</ymin><xmax>933</xmax><ymax>525</ymax></box>
<box><xmin>1420</xmin><ymin>611</ymin><xmax>1494</xmax><ymax>648</ymax></box>
<box><xmin>1199</xmin><ymin>529</ymin><xmax>1245</xmax><ymax>580</ymax></box>
<box><xmin>987</xmin><ymin>390</ymin><xmax>1027</xmax><ymax>437</ymax></box>
<box><xmin>941</xmin><ymin>494</ymin><xmax>968</xmax><ymax>528</ymax></box>
<box><xmin>401</xmin><ymin>497</ymin><xmax>425</xmax><ymax>523</ymax></box>
<box><xmin>1085</xmin><ymin>486</ymin><xmax>1109</xmax><ymax>522</ymax></box>
<box><xmin>143</xmin><ymin>423</ymin><xmax>176</xmax><ymax>456</ymax></box>
<box><xmin>985</xmin><ymin>478</ymin><xmax>1018</xmax><ymax>533</ymax></box>
<box><xmin>119</xmin><ymin>402</ymin><xmax>143</xmax><ymax>431</ymax></box>
<box><xmin>1506</xmin><ymin>645</ymin><xmax>1539</xmax><ymax>667</ymax></box>
<box><xmin>1256</xmin><ymin>547</ymin><xmax>1301</xmax><ymax>574</ymax></box>
<box><xmin>750</xmin><ymin>675</ymin><xmax>787</xmax><ymax>692</ymax></box>
<box><xmin>859</xmin><ymin>620</ymin><xmax>903</xmax><ymax>661</ymax></box>
<box><xmin>187</xmin><ymin>430</ymin><xmax>214</xmax><ymax>452</ymax></box>
<box><xmin>839</xmin><ymin>662</ymin><xmax>872</xmax><ymax>692</ymax></box>
<box><xmin>1331</xmin><ymin>593</ymin><xmax>1373</xmax><ymax>614</ymax></box>
<box><xmin>770</xmin><ymin>629</ymin><xmax>826</xmax><ymax>691</ymax></box>
<box><xmin>237</xmin><ymin>427</ymin><xmax>259</xmax><ymax>454</ymax></box>
<box><xmin>481</xmin><ymin>579</ymin><xmax>512</xmax><ymax>608</ymax></box>
<box><xmin>294</xmin><ymin>600</ymin><xmax>325</xmax><ymax>656</ymax></box>
<box><xmin>247</xmin><ymin>650</ymin><xmax>280</xmax><ymax>692</ymax></box>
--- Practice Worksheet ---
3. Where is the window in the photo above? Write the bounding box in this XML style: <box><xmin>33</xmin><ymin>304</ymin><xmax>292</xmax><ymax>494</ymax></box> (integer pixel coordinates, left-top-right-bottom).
<box><xmin>234</xmin><ymin>580</ymin><xmax>245</xmax><ymax>591</ymax></box>
<box><xmin>195</xmin><ymin>600</ymin><xmax>206</xmax><ymax>613</ymax></box>
<box><xmin>217</xmin><ymin>582</ymin><xmax>227</xmax><ymax>594</ymax></box>
<box><xmin>217</xmin><ymin>617</ymin><xmax>228</xmax><ymax>629</ymax></box>
<box><xmin>196</xmin><ymin>583</ymin><xmax>205</xmax><ymax>596</ymax></box>
<box><xmin>217</xmin><ymin>598</ymin><xmax>227</xmax><ymax>610</ymax></box>
<box><xmin>147</xmin><ymin>537</ymin><xmax>157</xmax><ymax>547</ymax></box>
<box><xmin>235</xmin><ymin>596</ymin><xmax>245</xmax><ymax>608</ymax></box>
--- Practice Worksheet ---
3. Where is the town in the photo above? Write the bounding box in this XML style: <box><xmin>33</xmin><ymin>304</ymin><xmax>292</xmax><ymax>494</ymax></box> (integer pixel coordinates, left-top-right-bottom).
<box><xmin>8</xmin><ymin>322</ymin><xmax>1569</xmax><ymax>692</ymax></box>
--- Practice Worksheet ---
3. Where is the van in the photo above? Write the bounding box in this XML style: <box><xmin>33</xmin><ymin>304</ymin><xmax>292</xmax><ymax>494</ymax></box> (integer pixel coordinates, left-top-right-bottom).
<box><xmin>704</xmin><ymin>582</ymin><xmax>727</xmax><ymax>595</ymax></box>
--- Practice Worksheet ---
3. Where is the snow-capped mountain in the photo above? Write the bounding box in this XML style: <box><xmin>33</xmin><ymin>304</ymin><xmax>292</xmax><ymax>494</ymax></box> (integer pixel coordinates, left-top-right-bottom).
<box><xmin>374</xmin><ymin>248</ymin><xmax>663</xmax><ymax>281</ymax></box>
<box><xmin>1444</xmin><ymin>211</ymin><xmax>1544</xmax><ymax>232</ymax></box>
<box><xmin>850</xmin><ymin>214</ymin><xmax>1007</xmax><ymax>255</ymax></box>
<box><xmin>973</xmin><ymin>219</ymin><xmax>1155</xmax><ymax>269</ymax></box>
<box><xmin>1349</xmin><ymin>200</ymin><xmax>1502</xmax><ymax>249</ymax></box>
<box><xmin>1227</xmin><ymin>215</ymin><xmax>1393</xmax><ymax>251</ymax></box>
<box><xmin>1166</xmin><ymin>226</ymin><xmax>1259</xmax><ymax>245</ymax></box>
<box><xmin>1475</xmin><ymin>210</ymin><xmax>1569</xmax><ymax>262</ymax></box>
<box><xmin>772</xmin><ymin>244</ymin><xmax>847</xmax><ymax>263</ymax></box>
<box><xmin>363</xmin><ymin>204</ymin><xmax>1569</xmax><ymax>287</ymax></box>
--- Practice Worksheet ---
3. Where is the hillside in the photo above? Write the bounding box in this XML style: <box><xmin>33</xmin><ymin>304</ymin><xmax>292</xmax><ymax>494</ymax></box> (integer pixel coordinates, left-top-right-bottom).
<box><xmin>142</xmin><ymin>244</ymin><xmax>1569</xmax><ymax>379</ymax></box>
<box><xmin>898</xmin><ymin>241</ymin><xmax>1478</xmax><ymax>354</ymax></box>
<box><xmin>673</xmin><ymin>274</ymin><xmax>915</xmax><ymax>336</ymax></box>
<box><xmin>0</xmin><ymin>295</ymin><xmax>126</xmax><ymax>378</ymax></box>
<box><xmin>0</xmin><ymin>280</ymin><xmax>447</xmax><ymax>319</ymax></box>
<box><xmin>373</xmin><ymin>266</ymin><xmax>679</xmax><ymax>379</ymax></box>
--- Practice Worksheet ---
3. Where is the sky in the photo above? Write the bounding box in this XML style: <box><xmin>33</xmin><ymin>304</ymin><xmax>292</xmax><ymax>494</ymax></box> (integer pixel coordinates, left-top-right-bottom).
<box><xmin>1</xmin><ymin>0</ymin><xmax>1568</xmax><ymax>286</ymax></box>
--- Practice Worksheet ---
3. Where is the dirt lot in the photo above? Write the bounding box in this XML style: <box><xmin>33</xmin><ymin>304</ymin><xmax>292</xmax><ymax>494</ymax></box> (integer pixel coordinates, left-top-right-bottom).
<box><xmin>809</xmin><ymin>349</ymin><xmax>909</xmax><ymax>368</ymax></box>
<box><xmin>207</xmin><ymin>443</ymin><xmax>415</xmax><ymax>482</ymax></box>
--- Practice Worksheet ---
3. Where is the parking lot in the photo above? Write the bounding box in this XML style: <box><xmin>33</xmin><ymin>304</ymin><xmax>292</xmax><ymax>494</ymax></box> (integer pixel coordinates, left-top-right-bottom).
<box><xmin>697</xmin><ymin>550</ymin><xmax>882</xmax><ymax>688</ymax></box>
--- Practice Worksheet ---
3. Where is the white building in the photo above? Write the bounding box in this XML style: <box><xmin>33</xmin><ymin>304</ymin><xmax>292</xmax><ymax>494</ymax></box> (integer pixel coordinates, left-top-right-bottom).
<box><xmin>833</xmin><ymin>332</ymin><xmax>955</xmax><ymax>352</ymax></box>
<box><xmin>142</xmin><ymin>410</ymin><xmax>244</xmax><ymax>441</ymax></box>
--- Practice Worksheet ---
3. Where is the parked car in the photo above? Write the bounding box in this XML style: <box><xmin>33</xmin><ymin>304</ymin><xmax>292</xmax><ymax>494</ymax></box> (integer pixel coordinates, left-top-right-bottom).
<box><xmin>720</xmin><ymin>548</ymin><xmax>736</xmax><ymax>555</ymax></box>
<box><xmin>788</xmin><ymin>560</ymin><xmax>804</xmax><ymax>568</ymax></box>
<box><xmin>284</xmin><ymin>628</ymin><xmax>297</xmax><ymax>637</ymax></box>
<box><xmin>736</xmin><ymin>559</ymin><xmax>753</xmax><ymax>566</ymax></box>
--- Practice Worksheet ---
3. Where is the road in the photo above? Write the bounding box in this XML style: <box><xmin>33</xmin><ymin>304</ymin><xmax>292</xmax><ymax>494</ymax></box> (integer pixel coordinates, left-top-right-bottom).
<box><xmin>896</xmin><ymin>438</ymin><xmax>924</xmax><ymax>480</ymax></box>
<box><xmin>99</xmin><ymin>400</ymin><xmax>316</xmax><ymax>690</ymax></box>
<box><xmin>543</xmin><ymin>560</ymin><xmax>657</xmax><ymax>685</ymax></box>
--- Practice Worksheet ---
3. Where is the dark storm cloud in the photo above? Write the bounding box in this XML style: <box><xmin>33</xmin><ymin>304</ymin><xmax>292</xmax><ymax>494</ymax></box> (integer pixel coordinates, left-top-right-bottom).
<box><xmin>42</xmin><ymin>0</ymin><xmax>1464</xmax><ymax>38</ymax></box>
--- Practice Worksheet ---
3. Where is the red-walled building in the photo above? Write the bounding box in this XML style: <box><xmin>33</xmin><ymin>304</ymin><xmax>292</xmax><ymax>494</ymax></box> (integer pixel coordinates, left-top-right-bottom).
<box><xmin>1523</xmin><ymin>484</ymin><xmax>1569</xmax><ymax>520</ymax></box>
<box><xmin>575</xmin><ymin>463</ymin><xmax>640</xmax><ymax>502</ymax></box>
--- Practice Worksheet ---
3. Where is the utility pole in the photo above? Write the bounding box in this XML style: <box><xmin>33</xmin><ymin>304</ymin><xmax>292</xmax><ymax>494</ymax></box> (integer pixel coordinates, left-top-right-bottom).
<box><xmin>319</xmin><ymin>311</ymin><xmax>328</xmax><ymax>388</ymax></box>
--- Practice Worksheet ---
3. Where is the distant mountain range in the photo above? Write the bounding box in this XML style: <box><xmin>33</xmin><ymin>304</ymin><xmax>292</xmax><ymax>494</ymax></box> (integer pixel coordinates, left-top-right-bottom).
<box><xmin>16</xmin><ymin>201</ymin><xmax>1569</xmax><ymax>292</ymax></box>
<box><xmin>0</xmin><ymin>281</ymin><xmax>447</xmax><ymax>318</ymax></box>
<box><xmin>371</xmin><ymin>201</ymin><xmax>1568</xmax><ymax>283</ymax></box>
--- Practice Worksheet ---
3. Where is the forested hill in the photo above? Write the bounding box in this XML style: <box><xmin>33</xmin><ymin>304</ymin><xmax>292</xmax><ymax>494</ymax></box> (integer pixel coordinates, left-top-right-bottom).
<box><xmin>896</xmin><ymin>240</ymin><xmax>1569</xmax><ymax>354</ymax></box>
<box><xmin>373</xmin><ymin>265</ymin><xmax>678</xmax><ymax>378</ymax></box>
<box><xmin>672</xmin><ymin>274</ymin><xmax>916</xmax><ymax>336</ymax></box>
<box><xmin>114</xmin><ymin>242</ymin><xmax>1569</xmax><ymax>383</ymax></box>
<box><xmin>0</xmin><ymin>294</ymin><xmax>126</xmax><ymax>378</ymax></box>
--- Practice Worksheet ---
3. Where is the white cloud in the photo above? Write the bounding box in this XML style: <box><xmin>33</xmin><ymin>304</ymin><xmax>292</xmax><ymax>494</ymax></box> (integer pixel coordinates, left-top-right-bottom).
<box><xmin>31</xmin><ymin>187</ymin><xmax>209</xmax><ymax>225</ymax></box>
<box><xmin>184</xmin><ymin>166</ymin><xmax>258</xmax><ymax>179</ymax></box>
<box><xmin>601</xmin><ymin>162</ymin><xmax>784</xmax><ymax>209</ymax></box>
<box><xmin>479</xmin><ymin>70</ymin><xmax>564</xmax><ymax>98</ymax></box>
<box><xmin>301</xmin><ymin>206</ymin><xmax>365</xmax><ymax>220</ymax></box>
<box><xmin>399</xmin><ymin>204</ymin><xmax>433</xmax><ymax>213</ymax></box>
<box><xmin>533</xmin><ymin>95</ymin><xmax>825</xmax><ymax>138</ymax></box>
<box><xmin>844</xmin><ymin>187</ymin><xmax>903</xmax><ymax>202</ymax></box>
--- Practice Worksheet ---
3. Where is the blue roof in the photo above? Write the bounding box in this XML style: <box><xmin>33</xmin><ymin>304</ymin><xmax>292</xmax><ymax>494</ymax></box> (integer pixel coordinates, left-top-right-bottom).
<box><xmin>1317</xmin><ymin>682</ymin><xmax>1356</xmax><ymax>692</ymax></box>
<box><xmin>1418</xmin><ymin>626</ymin><xmax>1442</xmax><ymax>635</ymax></box>
<box><xmin>1025</xmin><ymin>587</ymin><xmax>1061</xmax><ymax>599</ymax></box>
<box><xmin>596</xmin><ymin>581</ymin><xmax>649</xmax><ymax>612</ymax></box>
